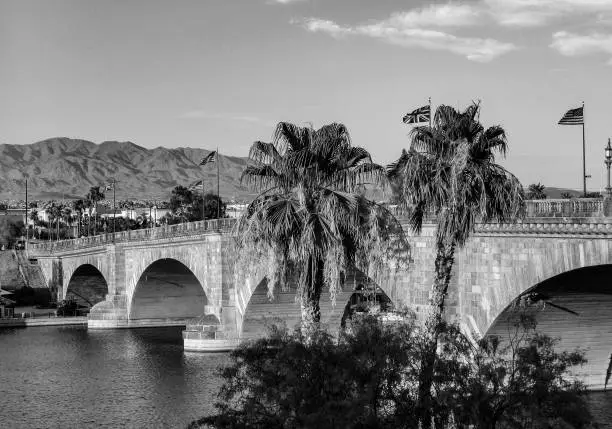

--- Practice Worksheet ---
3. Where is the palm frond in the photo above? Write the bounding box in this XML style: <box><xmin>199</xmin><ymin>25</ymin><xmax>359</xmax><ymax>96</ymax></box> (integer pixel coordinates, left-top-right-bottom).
<box><xmin>249</xmin><ymin>141</ymin><xmax>282</xmax><ymax>164</ymax></box>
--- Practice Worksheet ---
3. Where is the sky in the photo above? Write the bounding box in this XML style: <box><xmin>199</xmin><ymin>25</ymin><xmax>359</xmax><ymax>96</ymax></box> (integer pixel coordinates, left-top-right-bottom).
<box><xmin>1</xmin><ymin>0</ymin><xmax>611</xmax><ymax>190</ymax></box>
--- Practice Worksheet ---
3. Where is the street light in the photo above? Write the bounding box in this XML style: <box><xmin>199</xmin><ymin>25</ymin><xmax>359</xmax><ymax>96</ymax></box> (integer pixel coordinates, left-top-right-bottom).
<box><xmin>605</xmin><ymin>138</ymin><xmax>612</xmax><ymax>197</ymax></box>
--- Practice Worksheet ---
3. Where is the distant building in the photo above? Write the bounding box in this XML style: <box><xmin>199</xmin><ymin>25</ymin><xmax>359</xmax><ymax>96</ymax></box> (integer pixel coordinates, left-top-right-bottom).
<box><xmin>101</xmin><ymin>207</ymin><xmax>171</xmax><ymax>221</ymax></box>
<box><xmin>0</xmin><ymin>208</ymin><xmax>26</xmax><ymax>223</ymax></box>
<box><xmin>0</xmin><ymin>289</ymin><xmax>15</xmax><ymax>318</ymax></box>
<box><xmin>226</xmin><ymin>204</ymin><xmax>247</xmax><ymax>219</ymax></box>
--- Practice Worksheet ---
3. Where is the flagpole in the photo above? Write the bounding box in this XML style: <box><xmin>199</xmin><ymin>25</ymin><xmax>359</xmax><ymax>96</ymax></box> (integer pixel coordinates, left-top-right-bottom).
<box><xmin>428</xmin><ymin>97</ymin><xmax>432</xmax><ymax>128</ymax></box>
<box><xmin>582</xmin><ymin>101</ymin><xmax>587</xmax><ymax>197</ymax></box>
<box><xmin>216</xmin><ymin>147</ymin><xmax>220</xmax><ymax>219</ymax></box>
<box><xmin>25</xmin><ymin>179</ymin><xmax>28</xmax><ymax>248</ymax></box>
<box><xmin>113</xmin><ymin>179</ymin><xmax>116</xmax><ymax>240</ymax></box>
<box><xmin>202</xmin><ymin>172</ymin><xmax>205</xmax><ymax>222</ymax></box>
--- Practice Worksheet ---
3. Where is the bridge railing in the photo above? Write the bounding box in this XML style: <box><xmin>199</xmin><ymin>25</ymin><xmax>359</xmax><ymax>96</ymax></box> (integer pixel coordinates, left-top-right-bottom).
<box><xmin>390</xmin><ymin>199</ymin><xmax>608</xmax><ymax>220</ymax></box>
<box><xmin>28</xmin><ymin>218</ymin><xmax>236</xmax><ymax>254</ymax></box>
<box><xmin>525</xmin><ymin>198</ymin><xmax>606</xmax><ymax>218</ymax></box>
<box><xmin>27</xmin><ymin>199</ymin><xmax>611</xmax><ymax>255</ymax></box>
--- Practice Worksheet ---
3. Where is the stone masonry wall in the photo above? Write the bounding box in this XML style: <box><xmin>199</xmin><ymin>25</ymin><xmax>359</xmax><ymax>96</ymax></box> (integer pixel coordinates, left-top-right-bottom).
<box><xmin>395</xmin><ymin>224</ymin><xmax>612</xmax><ymax>336</ymax></box>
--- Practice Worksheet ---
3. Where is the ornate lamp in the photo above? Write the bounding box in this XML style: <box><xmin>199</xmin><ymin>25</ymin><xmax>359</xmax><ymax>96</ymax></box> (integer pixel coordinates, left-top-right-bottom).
<box><xmin>605</xmin><ymin>138</ymin><xmax>612</xmax><ymax>197</ymax></box>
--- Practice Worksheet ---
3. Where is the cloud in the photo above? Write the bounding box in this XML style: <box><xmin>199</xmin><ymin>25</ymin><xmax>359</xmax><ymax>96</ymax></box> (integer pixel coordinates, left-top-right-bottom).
<box><xmin>295</xmin><ymin>0</ymin><xmax>612</xmax><ymax>63</ymax></box>
<box><xmin>268</xmin><ymin>0</ymin><xmax>306</xmax><ymax>4</ymax></box>
<box><xmin>386</xmin><ymin>4</ymin><xmax>483</xmax><ymax>28</ymax></box>
<box><xmin>298</xmin><ymin>17</ymin><xmax>516</xmax><ymax>62</ymax></box>
<box><xmin>551</xmin><ymin>31</ymin><xmax>612</xmax><ymax>64</ymax></box>
<box><xmin>300</xmin><ymin>18</ymin><xmax>352</xmax><ymax>37</ymax></box>
<box><xmin>181</xmin><ymin>111</ymin><xmax>275</xmax><ymax>125</ymax></box>
<box><xmin>484</xmin><ymin>0</ymin><xmax>612</xmax><ymax>27</ymax></box>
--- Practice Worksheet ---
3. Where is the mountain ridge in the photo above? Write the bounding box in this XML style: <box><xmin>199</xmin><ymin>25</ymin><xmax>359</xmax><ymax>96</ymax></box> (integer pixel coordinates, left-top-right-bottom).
<box><xmin>0</xmin><ymin>138</ymin><xmax>585</xmax><ymax>202</ymax></box>
<box><xmin>0</xmin><ymin>138</ymin><xmax>254</xmax><ymax>201</ymax></box>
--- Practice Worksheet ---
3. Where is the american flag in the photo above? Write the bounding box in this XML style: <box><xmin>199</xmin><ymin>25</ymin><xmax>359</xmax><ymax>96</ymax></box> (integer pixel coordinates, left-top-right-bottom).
<box><xmin>558</xmin><ymin>107</ymin><xmax>584</xmax><ymax>125</ymax></box>
<box><xmin>402</xmin><ymin>105</ymin><xmax>431</xmax><ymax>124</ymax></box>
<box><xmin>199</xmin><ymin>151</ymin><xmax>217</xmax><ymax>166</ymax></box>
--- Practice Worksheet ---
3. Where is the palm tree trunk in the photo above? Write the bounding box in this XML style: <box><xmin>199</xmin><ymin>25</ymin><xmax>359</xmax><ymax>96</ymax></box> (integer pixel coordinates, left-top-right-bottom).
<box><xmin>300</xmin><ymin>257</ymin><xmax>324</xmax><ymax>341</ymax></box>
<box><xmin>417</xmin><ymin>240</ymin><xmax>456</xmax><ymax>429</ymax></box>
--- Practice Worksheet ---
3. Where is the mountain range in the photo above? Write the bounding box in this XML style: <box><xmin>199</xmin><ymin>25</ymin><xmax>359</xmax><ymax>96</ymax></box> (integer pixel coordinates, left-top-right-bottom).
<box><xmin>0</xmin><ymin>138</ymin><xmax>254</xmax><ymax>201</ymax></box>
<box><xmin>0</xmin><ymin>138</ymin><xmax>583</xmax><ymax>202</ymax></box>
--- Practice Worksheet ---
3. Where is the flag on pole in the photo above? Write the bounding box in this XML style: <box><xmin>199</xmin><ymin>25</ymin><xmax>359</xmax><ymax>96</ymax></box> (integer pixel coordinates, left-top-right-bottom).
<box><xmin>199</xmin><ymin>151</ymin><xmax>217</xmax><ymax>166</ymax></box>
<box><xmin>188</xmin><ymin>180</ymin><xmax>203</xmax><ymax>192</ymax></box>
<box><xmin>402</xmin><ymin>105</ymin><xmax>431</xmax><ymax>124</ymax></box>
<box><xmin>558</xmin><ymin>107</ymin><xmax>584</xmax><ymax>125</ymax></box>
<box><xmin>105</xmin><ymin>183</ymin><xmax>114</xmax><ymax>191</ymax></box>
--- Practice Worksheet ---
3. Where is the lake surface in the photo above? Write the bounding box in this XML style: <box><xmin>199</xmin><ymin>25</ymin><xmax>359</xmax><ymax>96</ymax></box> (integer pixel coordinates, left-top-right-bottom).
<box><xmin>0</xmin><ymin>326</ymin><xmax>227</xmax><ymax>428</ymax></box>
<box><xmin>0</xmin><ymin>326</ymin><xmax>610</xmax><ymax>428</ymax></box>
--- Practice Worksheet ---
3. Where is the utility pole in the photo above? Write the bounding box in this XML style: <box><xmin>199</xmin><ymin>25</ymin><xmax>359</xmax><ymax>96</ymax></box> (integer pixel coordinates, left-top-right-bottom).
<box><xmin>112</xmin><ymin>179</ymin><xmax>116</xmax><ymax>238</ymax></box>
<box><xmin>24</xmin><ymin>179</ymin><xmax>28</xmax><ymax>247</ymax></box>
<box><xmin>605</xmin><ymin>138</ymin><xmax>612</xmax><ymax>197</ymax></box>
<box><xmin>582</xmin><ymin>101</ymin><xmax>587</xmax><ymax>197</ymax></box>
<box><xmin>217</xmin><ymin>147</ymin><xmax>220</xmax><ymax>219</ymax></box>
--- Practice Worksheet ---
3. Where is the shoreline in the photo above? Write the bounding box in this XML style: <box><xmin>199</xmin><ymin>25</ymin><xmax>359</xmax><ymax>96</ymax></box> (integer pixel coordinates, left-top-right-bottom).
<box><xmin>0</xmin><ymin>316</ymin><xmax>87</xmax><ymax>328</ymax></box>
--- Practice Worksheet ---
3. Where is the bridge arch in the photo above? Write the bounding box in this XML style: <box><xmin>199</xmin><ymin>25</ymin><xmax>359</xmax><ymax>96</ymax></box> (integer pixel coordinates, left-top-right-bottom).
<box><xmin>128</xmin><ymin>258</ymin><xmax>208</xmax><ymax>322</ymax></box>
<box><xmin>60</xmin><ymin>254</ymin><xmax>111</xmax><ymax>300</ymax></box>
<box><xmin>485</xmin><ymin>264</ymin><xmax>612</xmax><ymax>390</ymax></box>
<box><xmin>455</xmin><ymin>235</ymin><xmax>612</xmax><ymax>337</ymax></box>
<box><xmin>64</xmin><ymin>264</ymin><xmax>109</xmax><ymax>307</ymax></box>
<box><xmin>238</xmin><ymin>268</ymin><xmax>391</xmax><ymax>340</ymax></box>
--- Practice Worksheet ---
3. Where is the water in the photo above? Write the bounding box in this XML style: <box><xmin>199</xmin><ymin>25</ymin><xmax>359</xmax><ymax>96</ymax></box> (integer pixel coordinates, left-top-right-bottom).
<box><xmin>0</xmin><ymin>326</ymin><xmax>610</xmax><ymax>428</ymax></box>
<box><xmin>0</xmin><ymin>326</ymin><xmax>228</xmax><ymax>428</ymax></box>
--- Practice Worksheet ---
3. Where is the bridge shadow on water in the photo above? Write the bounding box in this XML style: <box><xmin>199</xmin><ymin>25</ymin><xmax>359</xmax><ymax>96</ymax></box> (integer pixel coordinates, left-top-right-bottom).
<box><xmin>487</xmin><ymin>264</ymin><xmax>612</xmax><ymax>392</ymax></box>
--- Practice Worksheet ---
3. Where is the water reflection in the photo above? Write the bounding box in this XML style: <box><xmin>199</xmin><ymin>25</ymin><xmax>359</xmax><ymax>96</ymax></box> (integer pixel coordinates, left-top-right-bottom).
<box><xmin>0</xmin><ymin>326</ymin><xmax>227</xmax><ymax>428</ymax></box>
<box><xmin>0</xmin><ymin>326</ymin><xmax>609</xmax><ymax>428</ymax></box>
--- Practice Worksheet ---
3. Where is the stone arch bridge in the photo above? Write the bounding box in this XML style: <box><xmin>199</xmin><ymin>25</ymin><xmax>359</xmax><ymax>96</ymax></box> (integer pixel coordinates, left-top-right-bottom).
<box><xmin>27</xmin><ymin>199</ymin><xmax>612</xmax><ymax>389</ymax></box>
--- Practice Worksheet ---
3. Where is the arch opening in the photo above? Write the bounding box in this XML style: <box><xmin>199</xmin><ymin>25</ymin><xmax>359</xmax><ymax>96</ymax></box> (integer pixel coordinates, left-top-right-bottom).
<box><xmin>239</xmin><ymin>269</ymin><xmax>391</xmax><ymax>340</ymax></box>
<box><xmin>129</xmin><ymin>258</ymin><xmax>207</xmax><ymax>322</ymax></box>
<box><xmin>485</xmin><ymin>264</ymin><xmax>612</xmax><ymax>390</ymax></box>
<box><xmin>340</xmin><ymin>283</ymin><xmax>393</xmax><ymax>329</ymax></box>
<box><xmin>65</xmin><ymin>264</ymin><xmax>109</xmax><ymax>311</ymax></box>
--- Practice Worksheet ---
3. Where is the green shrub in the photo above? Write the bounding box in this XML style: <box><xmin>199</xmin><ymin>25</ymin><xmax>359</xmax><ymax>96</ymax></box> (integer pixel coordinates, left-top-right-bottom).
<box><xmin>190</xmin><ymin>315</ymin><xmax>594</xmax><ymax>429</ymax></box>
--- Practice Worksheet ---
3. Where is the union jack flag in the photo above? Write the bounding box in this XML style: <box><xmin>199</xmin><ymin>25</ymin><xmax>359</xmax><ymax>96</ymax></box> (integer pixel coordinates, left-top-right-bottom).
<box><xmin>188</xmin><ymin>180</ymin><xmax>203</xmax><ymax>192</ymax></box>
<box><xmin>558</xmin><ymin>107</ymin><xmax>584</xmax><ymax>125</ymax></box>
<box><xmin>402</xmin><ymin>105</ymin><xmax>431</xmax><ymax>124</ymax></box>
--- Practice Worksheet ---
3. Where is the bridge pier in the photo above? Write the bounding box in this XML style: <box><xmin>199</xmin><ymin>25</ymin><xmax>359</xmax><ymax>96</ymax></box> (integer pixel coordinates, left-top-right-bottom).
<box><xmin>183</xmin><ymin>313</ymin><xmax>240</xmax><ymax>352</ymax></box>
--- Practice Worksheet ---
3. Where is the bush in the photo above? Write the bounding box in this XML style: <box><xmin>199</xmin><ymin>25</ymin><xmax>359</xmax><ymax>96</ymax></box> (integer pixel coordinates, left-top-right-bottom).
<box><xmin>190</xmin><ymin>315</ymin><xmax>594</xmax><ymax>429</ymax></box>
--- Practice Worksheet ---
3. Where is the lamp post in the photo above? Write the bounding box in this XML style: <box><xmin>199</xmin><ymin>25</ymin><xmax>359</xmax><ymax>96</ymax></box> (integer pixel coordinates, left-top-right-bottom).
<box><xmin>605</xmin><ymin>138</ymin><xmax>612</xmax><ymax>197</ymax></box>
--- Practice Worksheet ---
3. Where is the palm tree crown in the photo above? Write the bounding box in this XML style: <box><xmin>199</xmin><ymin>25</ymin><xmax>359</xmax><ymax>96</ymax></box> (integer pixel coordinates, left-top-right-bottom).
<box><xmin>236</xmin><ymin>122</ymin><xmax>408</xmax><ymax>332</ymax></box>
<box><xmin>527</xmin><ymin>183</ymin><xmax>547</xmax><ymax>200</ymax></box>
<box><xmin>389</xmin><ymin>103</ymin><xmax>524</xmax><ymax>247</ymax></box>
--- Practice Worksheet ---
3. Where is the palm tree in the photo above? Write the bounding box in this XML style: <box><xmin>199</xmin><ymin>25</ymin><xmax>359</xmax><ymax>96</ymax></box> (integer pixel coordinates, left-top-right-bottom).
<box><xmin>86</xmin><ymin>186</ymin><xmax>105</xmax><ymax>235</ymax></box>
<box><xmin>61</xmin><ymin>205</ymin><xmax>72</xmax><ymax>238</ymax></box>
<box><xmin>73</xmin><ymin>199</ymin><xmax>86</xmax><ymax>237</ymax></box>
<box><xmin>527</xmin><ymin>182</ymin><xmax>547</xmax><ymax>200</ymax></box>
<box><xmin>29</xmin><ymin>209</ymin><xmax>39</xmax><ymax>239</ymax></box>
<box><xmin>237</xmin><ymin>122</ymin><xmax>408</xmax><ymax>337</ymax></box>
<box><xmin>388</xmin><ymin>103</ymin><xmax>524</xmax><ymax>427</ymax></box>
<box><xmin>44</xmin><ymin>201</ymin><xmax>62</xmax><ymax>241</ymax></box>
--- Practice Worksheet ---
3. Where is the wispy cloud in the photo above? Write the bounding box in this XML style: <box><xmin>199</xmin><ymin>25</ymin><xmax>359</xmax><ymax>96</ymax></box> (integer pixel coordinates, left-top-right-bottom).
<box><xmin>295</xmin><ymin>0</ymin><xmax>612</xmax><ymax>64</ymax></box>
<box><xmin>387</xmin><ymin>4</ymin><xmax>483</xmax><ymax>28</ymax></box>
<box><xmin>297</xmin><ymin>16</ymin><xmax>516</xmax><ymax>62</ymax></box>
<box><xmin>299</xmin><ymin>18</ymin><xmax>352</xmax><ymax>38</ymax></box>
<box><xmin>551</xmin><ymin>31</ymin><xmax>612</xmax><ymax>65</ymax></box>
<box><xmin>181</xmin><ymin>111</ymin><xmax>276</xmax><ymax>126</ymax></box>
<box><xmin>484</xmin><ymin>0</ymin><xmax>612</xmax><ymax>27</ymax></box>
<box><xmin>268</xmin><ymin>0</ymin><xmax>306</xmax><ymax>4</ymax></box>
